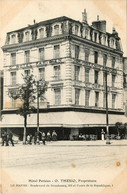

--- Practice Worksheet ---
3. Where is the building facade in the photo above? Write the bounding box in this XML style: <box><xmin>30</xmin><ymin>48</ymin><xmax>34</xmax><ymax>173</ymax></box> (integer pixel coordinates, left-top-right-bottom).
<box><xmin>1</xmin><ymin>10</ymin><xmax>126</xmax><ymax>140</ymax></box>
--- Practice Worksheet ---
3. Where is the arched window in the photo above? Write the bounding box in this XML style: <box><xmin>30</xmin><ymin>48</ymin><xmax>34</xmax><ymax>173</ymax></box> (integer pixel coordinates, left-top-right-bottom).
<box><xmin>25</xmin><ymin>31</ymin><xmax>30</xmax><ymax>41</ymax></box>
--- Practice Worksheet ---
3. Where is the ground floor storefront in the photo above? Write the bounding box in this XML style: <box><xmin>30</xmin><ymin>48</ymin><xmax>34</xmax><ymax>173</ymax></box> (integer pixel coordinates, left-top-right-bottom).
<box><xmin>1</xmin><ymin>109</ymin><xmax>127</xmax><ymax>141</ymax></box>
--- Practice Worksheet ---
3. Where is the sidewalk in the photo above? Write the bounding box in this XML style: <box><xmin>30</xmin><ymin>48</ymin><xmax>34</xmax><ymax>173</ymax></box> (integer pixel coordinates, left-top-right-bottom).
<box><xmin>45</xmin><ymin>140</ymin><xmax>127</xmax><ymax>146</ymax></box>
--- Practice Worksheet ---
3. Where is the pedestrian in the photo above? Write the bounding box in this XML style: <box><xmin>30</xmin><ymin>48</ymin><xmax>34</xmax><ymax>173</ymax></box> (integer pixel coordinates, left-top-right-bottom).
<box><xmin>47</xmin><ymin>131</ymin><xmax>51</xmax><ymax>141</ymax></box>
<box><xmin>1</xmin><ymin>131</ymin><xmax>8</xmax><ymax>146</ymax></box>
<box><xmin>30</xmin><ymin>134</ymin><xmax>32</xmax><ymax>144</ymax></box>
<box><xmin>34</xmin><ymin>133</ymin><xmax>37</xmax><ymax>144</ymax></box>
<box><xmin>52</xmin><ymin>130</ymin><xmax>57</xmax><ymax>141</ymax></box>
<box><xmin>27</xmin><ymin>134</ymin><xmax>30</xmax><ymax>144</ymax></box>
<box><xmin>7</xmin><ymin>131</ymin><xmax>14</xmax><ymax>146</ymax></box>
<box><xmin>42</xmin><ymin>132</ymin><xmax>46</xmax><ymax>145</ymax></box>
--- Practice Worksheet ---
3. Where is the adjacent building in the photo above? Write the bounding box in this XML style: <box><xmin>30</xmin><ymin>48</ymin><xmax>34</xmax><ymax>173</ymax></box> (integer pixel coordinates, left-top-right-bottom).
<box><xmin>1</xmin><ymin>10</ymin><xmax>126</xmax><ymax>140</ymax></box>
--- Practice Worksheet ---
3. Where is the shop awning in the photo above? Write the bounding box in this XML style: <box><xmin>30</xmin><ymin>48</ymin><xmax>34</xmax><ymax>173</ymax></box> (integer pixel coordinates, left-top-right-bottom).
<box><xmin>1</xmin><ymin>111</ymin><xmax>127</xmax><ymax>128</ymax></box>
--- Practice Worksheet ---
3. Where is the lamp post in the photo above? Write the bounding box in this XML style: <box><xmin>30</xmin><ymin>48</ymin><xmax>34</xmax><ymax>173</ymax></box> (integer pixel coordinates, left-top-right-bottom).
<box><xmin>105</xmin><ymin>71</ymin><xmax>110</xmax><ymax>144</ymax></box>
<box><xmin>37</xmin><ymin>81</ymin><xmax>39</xmax><ymax>133</ymax></box>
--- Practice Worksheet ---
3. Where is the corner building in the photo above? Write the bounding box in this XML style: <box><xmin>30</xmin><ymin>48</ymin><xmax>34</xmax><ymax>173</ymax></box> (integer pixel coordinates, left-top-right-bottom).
<box><xmin>2</xmin><ymin>11</ymin><xmax>125</xmax><ymax>140</ymax></box>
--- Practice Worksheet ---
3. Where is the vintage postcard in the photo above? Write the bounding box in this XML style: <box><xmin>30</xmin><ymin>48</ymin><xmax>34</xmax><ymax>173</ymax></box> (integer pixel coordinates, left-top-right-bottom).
<box><xmin>0</xmin><ymin>0</ymin><xmax>127</xmax><ymax>194</ymax></box>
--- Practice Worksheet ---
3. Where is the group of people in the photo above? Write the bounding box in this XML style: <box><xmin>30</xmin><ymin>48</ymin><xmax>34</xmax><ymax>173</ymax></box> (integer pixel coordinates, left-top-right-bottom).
<box><xmin>1</xmin><ymin>131</ymin><xmax>14</xmax><ymax>146</ymax></box>
<box><xmin>26</xmin><ymin>130</ymin><xmax>57</xmax><ymax>145</ymax></box>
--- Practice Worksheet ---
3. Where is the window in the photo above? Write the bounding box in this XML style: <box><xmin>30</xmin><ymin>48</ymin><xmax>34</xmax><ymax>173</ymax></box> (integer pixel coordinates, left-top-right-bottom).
<box><xmin>112</xmin><ymin>74</ymin><xmax>116</xmax><ymax>87</ymax></box>
<box><xmin>95</xmin><ymin>91</ymin><xmax>99</xmax><ymax>107</ymax></box>
<box><xmin>39</xmin><ymin>28</ymin><xmax>44</xmax><ymax>38</ymax></box>
<box><xmin>85</xmin><ymin>90</ymin><xmax>90</xmax><ymax>106</ymax></box>
<box><xmin>25</xmin><ymin>51</ymin><xmax>30</xmax><ymax>63</ymax></box>
<box><xmin>74</xmin><ymin>66</ymin><xmax>80</xmax><ymax>80</ymax></box>
<box><xmin>94</xmin><ymin>51</ymin><xmax>98</xmax><ymax>64</ymax></box>
<box><xmin>54</xmin><ymin>88</ymin><xmax>61</xmax><ymax>105</ymax></box>
<box><xmin>11</xmin><ymin>53</ymin><xmax>16</xmax><ymax>65</ymax></box>
<box><xmin>75</xmin><ymin>25</ymin><xmax>79</xmax><ymax>35</ymax></box>
<box><xmin>103</xmin><ymin>54</ymin><xmax>107</xmax><ymax>66</ymax></box>
<box><xmin>112</xmin><ymin>94</ymin><xmax>116</xmax><ymax>108</ymax></box>
<box><xmin>103</xmin><ymin>72</ymin><xmax>106</xmax><ymax>87</ymax></box>
<box><xmin>103</xmin><ymin>92</ymin><xmax>106</xmax><ymax>108</ymax></box>
<box><xmin>103</xmin><ymin>36</ymin><xmax>106</xmax><ymax>45</ymax></box>
<box><xmin>11</xmin><ymin>34</ymin><xmax>16</xmax><ymax>44</ymax></box>
<box><xmin>111</xmin><ymin>39</ymin><xmax>114</xmax><ymax>47</ymax></box>
<box><xmin>11</xmin><ymin>72</ymin><xmax>16</xmax><ymax>85</ymax></box>
<box><xmin>94</xmin><ymin>70</ymin><xmax>99</xmax><ymax>84</ymax></box>
<box><xmin>25</xmin><ymin>31</ymin><xmax>30</xmax><ymax>41</ymax></box>
<box><xmin>39</xmin><ymin>68</ymin><xmax>45</xmax><ymax>80</ymax></box>
<box><xmin>54</xmin><ymin>45</ymin><xmax>60</xmax><ymax>58</ymax></box>
<box><xmin>39</xmin><ymin>48</ymin><xmax>44</xmax><ymax>61</ymax></box>
<box><xmin>85</xmin><ymin>49</ymin><xmax>90</xmax><ymax>62</ymax></box>
<box><xmin>11</xmin><ymin>98</ymin><xmax>16</xmax><ymax>108</ymax></box>
<box><xmin>24</xmin><ymin>69</ymin><xmax>30</xmax><ymax>76</ymax></box>
<box><xmin>54</xmin><ymin>25</ymin><xmax>59</xmax><ymax>35</ymax></box>
<box><xmin>75</xmin><ymin>88</ymin><xmax>80</xmax><ymax>105</ymax></box>
<box><xmin>94</xmin><ymin>32</ymin><xmax>97</xmax><ymax>42</ymax></box>
<box><xmin>54</xmin><ymin>65</ymin><xmax>60</xmax><ymax>80</ymax></box>
<box><xmin>112</xmin><ymin>57</ymin><xmax>115</xmax><ymax>68</ymax></box>
<box><xmin>75</xmin><ymin>45</ymin><xmax>79</xmax><ymax>59</ymax></box>
<box><xmin>85</xmin><ymin>68</ymin><xmax>89</xmax><ymax>83</ymax></box>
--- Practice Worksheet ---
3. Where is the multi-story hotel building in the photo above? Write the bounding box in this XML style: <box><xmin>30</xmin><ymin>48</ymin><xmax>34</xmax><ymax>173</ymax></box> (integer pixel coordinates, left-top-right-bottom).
<box><xmin>1</xmin><ymin>10</ymin><xmax>126</xmax><ymax>140</ymax></box>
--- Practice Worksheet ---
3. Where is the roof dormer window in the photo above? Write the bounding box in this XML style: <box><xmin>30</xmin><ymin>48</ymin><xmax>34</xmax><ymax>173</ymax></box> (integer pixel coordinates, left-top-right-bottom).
<box><xmin>39</xmin><ymin>28</ymin><xmax>44</xmax><ymax>38</ymax></box>
<box><xmin>11</xmin><ymin>34</ymin><xmax>16</xmax><ymax>44</ymax></box>
<box><xmin>75</xmin><ymin>25</ymin><xmax>79</xmax><ymax>36</ymax></box>
<box><xmin>25</xmin><ymin>31</ymin><xmax>30</xmax><ymax>41</ymax></box>
<box><xmin>54</xmin><ymin>25</ymin><xmax>59</xmax><ymax>35</ymax></box>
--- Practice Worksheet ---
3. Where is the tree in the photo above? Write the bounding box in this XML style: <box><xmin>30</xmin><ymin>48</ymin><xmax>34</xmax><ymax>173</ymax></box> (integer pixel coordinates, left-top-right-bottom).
<box><xmin>8</xmin><ymin>74</ymin><xmax>47</xmax><ymax>144</ymax></box>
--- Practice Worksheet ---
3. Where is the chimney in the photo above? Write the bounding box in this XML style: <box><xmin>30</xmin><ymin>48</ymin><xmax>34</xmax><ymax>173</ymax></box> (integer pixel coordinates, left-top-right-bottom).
<box><xmin>92</xmin><ymin>16</ymin><xmax>106</xmax><ymax>33</ymax></box>
<box><xmin>82</xmin><ymin>9</ymin><xmax>87</xmax><ymax>24</ymax></box>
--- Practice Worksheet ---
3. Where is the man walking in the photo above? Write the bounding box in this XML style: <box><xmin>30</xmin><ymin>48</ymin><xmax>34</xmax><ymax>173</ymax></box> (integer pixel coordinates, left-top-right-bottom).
<box><xmin>7</xmin><ymin>131</ymin><xmax>14</xmax><ymax>146</ymax></box>
<box><xmin>1</xmin><ymin>131</ymin><xmax>8</xmax><ymax>146</ymax></box>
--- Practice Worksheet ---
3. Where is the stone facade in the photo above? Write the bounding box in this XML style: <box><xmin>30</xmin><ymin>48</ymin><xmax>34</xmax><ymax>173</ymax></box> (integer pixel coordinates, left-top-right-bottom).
<box><xmin>1</xmin><ymin>11</ymin><xmax>125</xmax><ymax>140</ymax></box>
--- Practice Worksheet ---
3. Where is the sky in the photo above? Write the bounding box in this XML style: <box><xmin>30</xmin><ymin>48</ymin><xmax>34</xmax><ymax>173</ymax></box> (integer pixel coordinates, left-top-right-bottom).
<box><xmin>0</xmin><ymin>0</ymin><xmax>127</xmax><ymax>70</ymax></box>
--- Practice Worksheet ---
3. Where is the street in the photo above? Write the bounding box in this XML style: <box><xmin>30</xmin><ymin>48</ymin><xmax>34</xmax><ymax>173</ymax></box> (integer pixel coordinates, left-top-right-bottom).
<box><xmin>1</xmin><ymin>141</ymin><xmax>127</xmax><ymax>194</ymax></box>
<box><xmin>1</xmin><ymin>140</ymin><xmax>127</xmax><ymax>169</ymax></box>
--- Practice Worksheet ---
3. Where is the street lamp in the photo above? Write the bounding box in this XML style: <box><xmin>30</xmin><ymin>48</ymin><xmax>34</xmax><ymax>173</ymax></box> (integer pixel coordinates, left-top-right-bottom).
<box><xmin>105</xmin><ymin>71</ymin><xmax>110</xmax><ymax>144</ymax></box>
<box><xmin>37</xmin><ymin>81</ymin><xmax>39</xmax><ymax>133</ymax></box>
